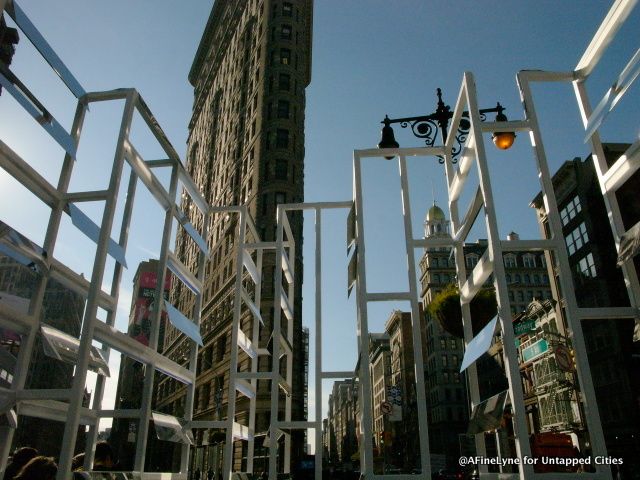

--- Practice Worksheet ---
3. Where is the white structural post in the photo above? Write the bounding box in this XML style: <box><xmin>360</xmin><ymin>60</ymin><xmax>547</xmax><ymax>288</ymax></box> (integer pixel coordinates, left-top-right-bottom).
<box><xmin>462</xmin><ymin>72</ymin><xmax>534</xmax><ymax>478</ymax></box>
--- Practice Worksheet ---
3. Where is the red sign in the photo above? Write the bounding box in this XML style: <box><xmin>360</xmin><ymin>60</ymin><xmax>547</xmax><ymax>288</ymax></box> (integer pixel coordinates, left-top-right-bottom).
<box><xmin>139</xmin><ymin>271</ymin><xmax>172</xmax><ymax>290</ymax></box>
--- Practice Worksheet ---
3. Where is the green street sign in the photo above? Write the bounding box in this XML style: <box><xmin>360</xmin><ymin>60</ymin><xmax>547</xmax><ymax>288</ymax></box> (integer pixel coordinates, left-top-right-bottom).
<box><xmin>514</xmin><ymin>319</ymin><xmax>536</xmax><ymax>337</ymax></box>
<box><xmin>522</xmin><ymin>339</ymin><xmax>549</xmax><ymax>362</ymax></box>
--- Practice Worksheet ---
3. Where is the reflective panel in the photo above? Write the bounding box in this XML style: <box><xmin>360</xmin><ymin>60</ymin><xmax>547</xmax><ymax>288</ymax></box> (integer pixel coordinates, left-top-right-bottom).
<box><xmin>0</xmin><ymin>72</ymin><xmax>77</xmax><ymax>157</ymax></box>
<box><xmin>467</xmin><ymin>389</ymin><xmax>509</xmax><ymax>434</ymax></box>
<box><xmin>460</xmin><ymin>315</ymin><xmax>498</xmax><ymax>372</ymax></box>
<box><xmin>152</xmin><ymin>411</ymin><xmax>194</xmax><ymax>445</ymax></box>
<box><xmin>0</xmin><ymin>220</ymin><xmax>48</xmax><ymax>271</ymax></box>
<box><xmin>163</xmin><ymin>300</ymin><xmax>203</xmax><ymax>346</ymax></box>
<box><xmin>68</xmin><ymin>204</ymin><xmax>128</xmax><ymax>267</ymax></box>
<box><xmin>9</xmin><ymin>1</ymin><xmax>86</xmax><ymax>98</ymax></box>
<box><xmin>40</xmin><ymin>324</ymin><xmax>110</xmax><ymax>377</ymax></box>
<box><xmin>617</xmin><ymin>220</ymin><xmax>640</xmax><ymax>266</ymax></box>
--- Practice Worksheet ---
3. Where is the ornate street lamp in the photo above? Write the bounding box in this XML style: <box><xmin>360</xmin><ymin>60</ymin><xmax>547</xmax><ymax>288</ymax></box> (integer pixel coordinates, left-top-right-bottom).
<box><xmin>378</xmin><ymin>88</ymin><xmax>516</xmax><ymax>161</ymax></box>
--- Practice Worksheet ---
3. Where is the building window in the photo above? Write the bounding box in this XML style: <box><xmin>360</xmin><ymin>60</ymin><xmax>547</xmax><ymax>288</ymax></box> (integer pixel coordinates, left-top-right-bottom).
<box><xmin>275</xmin><ymin>159</ymin><xmax>288</xmax><ymax>180</ymax></box>
<box><xmin>523</xmin><ymin>254</ymin><xmax>536</xmax><ymax>268</ymax></box>
<box><xmin>565</xmin><ymin>222</ymin><xmax>589</xmax><ymax>256</ymax></box>
<box><xmin>277</xmin><ymin>99</ymin><xmax>290</xmax><ymax>119</ymax></box>
<box><xmin>560</xmin><ymin>196</ymin><xmax>582</xmax><ymax>226</ymax></box>
<box><xmin>281</xmin><ymin>24</ymin><xmax>292</xmax><ymax>40</ymax></box>
<box><xmin>276</xmin><ymin>129</ymin><xmax>289</xmax><ymax>148</ymax></box>
<box><xmin>504</xmin><ymin>254</ymin><xmax>517</xmax><ymax>268</ymax></box>
<box><xmin>275</xmin><ymin>192</ymin><xmax>286</xmax><ymax>205</ymax></box>
<box><xmin>279</xmin><ymin>73</ymin><xmax>290</xmax><ymax>90</ymax></box>
<box><xmin>216</xmin><ymin>335</ymin><xmax>226</xmax><ymax>362</ymax></box>
<box><xmin>440</xmin><ymin>338</ymin><xmax>446</xmax><ymax>349</ymax></box>
<box><xmin>466</xmin><ymin>254</ymin><xmax>479</xmax><ymax>269</ymax></box>
<box><xmin>280</xmin><ymin>48</ymin><xmax>291</xmax><ymax>65</ymax></box>
<box><xmin>443</xmin><ymin>372</ymin><xmax>449</xmax><ymax>383</ymax></box>
<box><xmin>282</xmin><ymin>2</ymin><xmax>292</xmax><ymax>16</ymax></box>
<box><xmin>450</xmin><ymin>339</ymin><xmax>456</xmax><ymax>349</ymax></box>
<box><xmin>441</xmin><ymin>355</ymin><xmax>448</xmax><ymax>367</ymax></box>
<box><xmin>577</xmin><ymin>252</ymin><xmax>596</xmax><ymax>277</ymax></box>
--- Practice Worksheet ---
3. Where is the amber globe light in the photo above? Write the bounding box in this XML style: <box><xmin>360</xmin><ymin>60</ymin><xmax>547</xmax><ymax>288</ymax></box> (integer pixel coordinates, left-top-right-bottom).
<box><xmin>492</xmin><ymin>131</ymin><xmax>516</xmax><ymax>150</ymax></box>
<box><xmin>491</xmin><ymin>108</ymin><xmax>516</xmax><ymax>150</ymax></box>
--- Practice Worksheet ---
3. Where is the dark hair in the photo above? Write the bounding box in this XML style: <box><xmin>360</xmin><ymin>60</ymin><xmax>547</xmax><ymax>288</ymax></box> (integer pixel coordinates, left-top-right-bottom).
<box><xmin>14</xmin><ymin>456</ymin><xmax>57</xmax><ymax>480</ymax></box>
<box><xmin>94</xmin><ymin>441</ymin><xmax>114</xmax><ymax>462</ymax></box>
<box><xmin>4</xmin><ymin>448</ymin><xmax>38</xmax><ymax>480</ymax></box>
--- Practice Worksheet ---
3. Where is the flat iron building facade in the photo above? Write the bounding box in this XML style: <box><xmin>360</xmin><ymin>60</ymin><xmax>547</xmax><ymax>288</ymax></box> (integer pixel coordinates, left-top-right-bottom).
<box><xmin>153</xmin><ymin>0</ymin><xmax>312</xmax><ymax>471</ymax></box>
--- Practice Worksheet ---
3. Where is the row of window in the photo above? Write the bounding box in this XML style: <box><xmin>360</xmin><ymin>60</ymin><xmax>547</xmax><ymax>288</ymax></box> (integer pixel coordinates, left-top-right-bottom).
<box><xmin>504</xmin><ymin>253</ymin><xmax>546</xmax><ymax>269</ymax></box>
<box><xmin>566</xmin><ymin>222</ymin><xmax>589</xmax><ymax>256</ymax></box>
<box><xmin>560</xmin><ymin>195</ymin><xmax>582</xmax><ymax>226</ymax></box>
<box><xmin>505</xmin><ymin>273</ymin><xmax>550</xmax><ymax>285</ymax></box>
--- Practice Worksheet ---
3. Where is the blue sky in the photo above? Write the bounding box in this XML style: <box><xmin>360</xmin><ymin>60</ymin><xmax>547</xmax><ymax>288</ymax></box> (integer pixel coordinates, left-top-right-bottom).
<box><xmin>1</xmin><ymin>0</ymin><xmax>638</xmax><ymax>450</ymax></box>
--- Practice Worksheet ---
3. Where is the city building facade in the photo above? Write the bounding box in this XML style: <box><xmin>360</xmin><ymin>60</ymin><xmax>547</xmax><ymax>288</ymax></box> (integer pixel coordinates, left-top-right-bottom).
<box><xmin>153</xmin><ymin>0</ymin><xmax>313</xmax><ymax>472</ymax></box>
<box><xmin>531</xmin><ymin>144</ymin><xmax>640</xmax><ymax>473</ymax></box>
<box><xmin>0</xmin><ymin>255</ymin><xmax>86</xmax><ymax>455</ymax></box>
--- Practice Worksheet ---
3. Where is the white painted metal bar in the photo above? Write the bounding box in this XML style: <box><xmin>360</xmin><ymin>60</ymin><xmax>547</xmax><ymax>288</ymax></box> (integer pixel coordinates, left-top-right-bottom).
<box><xmin>124</xmin><ymin>138</ymin><xmax>173</xmax><ymax>211</ymax></box>
<box><xmin>498</xmin><ymin>239</ymin><xmax>556</xmax><ymax>251</ymax></box>
<box><xmin>242</xmin><ymin>250</ymin><xmax>261</xmax><ymax>284</ymax></box>
<box><xmin>320</xmin><ymin>371</ymin><xmax>355</xmax><ymax>379</ymax></box>
<box><xmin>517</xmin><ymin>70</ymin><xmax>577</xmax><ymax>83</ymax></box>
<box><xmin>314</xmin><ymin>207</ymin><xmax>324</xmax><ymax>480</ymax></box>
<box><xmin>235</xmin><ymin>378</ymin><xmax>256</xmax><ymax>399</ymax></box>
<box><xmin>268</xmin><ymin>204</ymin><xmax>286</xmax><ymax>480</ymax></box>
<box><xmin>167</xmin><ymin>251</ymin><xmax>203</xmax><ymax>294</ymax></box>
<box><xmin>600</xmin><ymin>139</ymin><xmax>640</xmax><ymax>194</ymax></box>
<box><xmin>398</xmin><ymin>154</ymin><xmax>432</xmax><ymax>476</ymax></box>
<box><xmin>237</xmin><ymin>327</ymin><xmax>258</xmax><ymax>359</ymax></box>
<box><xmin>241</xmin><ymin>288</ymin><xmax>263</xmax><ymax>326</ymax></box>
<box><xmin>366</xmin><ymin>292</ymin><xmax>412</xmax><ymax>302</ymax></box>
<box><xmin>223</xmin><ymin>207</ymin><xmax>249</xmax><ymax>480</ymax></box>
<box><xmin>280</xmin><ymin>288</ymin><xmax>294</xmax><ymax>321</ymax></box>
<box><xmin>236</xmin><ymin>371</ymin><xmax>272</xmax><ymax>380</ymax></box>
<box><xmin>480</xmin><ymin>120</ymin><xmax>531</xmax><ymax>133</ymax></box>
<box><xmin>0</xmin><ymin>71</ymin><xmax>77</xmax><ymax>157</ymax></box>
<box><xmin>453</xmin><ymin>186</ymin><xmax>483</xmax><ymax>243</ymax></box>
<box><xmin>0</xmin><ymin>140</ymin><xmax>60</xmax><ymax>207</ymax></box>
<box><xmin>359</xmin><ymin>146</ymin><xmax>444</xmax><ymax>158</ymax></box>
<box><xmin>18</xmin><ymin>400</ymin><xmax>97</xmax><ymax>425</ymax></box>
<box><xmin>411</xmin><ymin>237</ymin><xmax>456</xmax><ymax>248</ymax></box>
<box><xmin>449</xmin><ymin>136</ymin><xmax>476</xmax><ymax>203</ymax></box>
<box><xmin>575</xmin><ymin>0</ymin><xmax>639</xmax><ymax>77</ymax></box>
<box><xmin>459</xmin><ymin>249</ymin><xmax>494</xmax><ymax>303</ymax></box>
<box><xmin>577</xmin><ymin>307</ymin><xmax>640</xmax><ymax>319</ymax></box>
<box><xmin>352</xmin><ymin>152</ymin><xmax>375</xmax><ymax>477</ymax></box>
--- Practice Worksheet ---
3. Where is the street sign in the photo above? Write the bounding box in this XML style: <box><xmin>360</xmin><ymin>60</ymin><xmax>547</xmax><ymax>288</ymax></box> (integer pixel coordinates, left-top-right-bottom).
<box><xmin>514</xmin><ymin>319</ymin><xmax>536</xmax><ymax>337</ymax></box>
<box><xmin>522</xmin><ymin>338</ymin><xmax>549</xmax><ymax>362</ymax></box>
<box><xmin>380</xmin><ymin>402</ymin><xmax>392</xmax><ymax>415</ymax></box>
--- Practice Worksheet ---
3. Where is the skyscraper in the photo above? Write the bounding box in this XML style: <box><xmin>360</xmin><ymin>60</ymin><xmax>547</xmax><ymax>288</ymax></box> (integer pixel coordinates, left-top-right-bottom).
<box><xmin>154</xmin><ymin>0</ymin><xmax>312</xmax><ymax>472</ymax></box>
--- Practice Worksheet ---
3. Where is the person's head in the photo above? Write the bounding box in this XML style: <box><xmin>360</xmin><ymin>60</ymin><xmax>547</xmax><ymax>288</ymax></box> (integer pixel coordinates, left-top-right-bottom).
<box><xmin>72</xmin><ymin>453</ymin><xmax>85</xmax><ymax>471</ymax></box>
<box><xmin>94</xmin><ymin>441</ymin><xmax>115</xmax><ymax>470</ymax></box>
<box><xmin>14</xmin><ymin>456</ymin><xmax>57</xmax><ymax>480</ymax></box>
<box><xmin>9</xmin><ymin>447</ymin><xmax>38</xmax><ymax>468</ymax></box>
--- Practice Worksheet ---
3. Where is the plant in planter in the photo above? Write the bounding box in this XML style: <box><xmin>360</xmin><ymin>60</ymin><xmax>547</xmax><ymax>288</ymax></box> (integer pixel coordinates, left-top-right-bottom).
<box><xmin>426</xmin><ymin>283</ymin><xmax>497</xmax><ymax>338</ymax></box>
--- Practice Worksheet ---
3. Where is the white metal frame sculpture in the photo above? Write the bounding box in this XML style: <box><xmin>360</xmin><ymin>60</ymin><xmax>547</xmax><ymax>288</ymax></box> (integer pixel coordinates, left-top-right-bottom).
<box><xmin>2</xmin><ymin>0</ymin><xmax>638</xmax><ymax>479</ymax></box>
<box><xmin>0</xmin><ymin>2</ymin><xmax>211</xmax><ymax>478</ymax></box>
